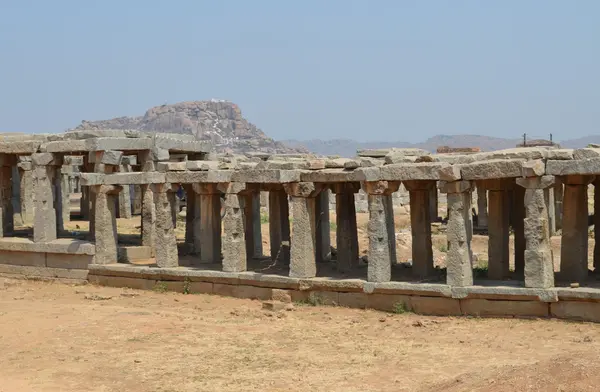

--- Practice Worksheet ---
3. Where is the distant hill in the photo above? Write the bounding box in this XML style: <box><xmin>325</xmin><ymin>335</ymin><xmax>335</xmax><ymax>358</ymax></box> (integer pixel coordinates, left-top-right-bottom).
<box><xmin>284</xmin><ymin>134</ymin><xmax>600</xmax><ymax>157</ymax></box>
<box><xmin>73</xmin><ymin>100</ymin><xmax>307</xmax><ymax>154</ymax></box>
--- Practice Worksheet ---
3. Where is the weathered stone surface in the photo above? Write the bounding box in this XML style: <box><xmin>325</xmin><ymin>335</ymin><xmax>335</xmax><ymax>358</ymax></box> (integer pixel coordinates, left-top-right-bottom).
<box><xmin>546</xmin><ymin>158</ymin><xmax>600</xmax><ymax>176</ymax></box>
<box><xmin>560</xmin><ymin>183</ymin><xmax>589</xmax><ymax>283</ymax></box>
<box><xmin>151</xmin><ymin>184</ymin><xmax>179</xmax><ymax>268</ymax></box>
<box><xmin>93</xmin><ymin>185</ymin><xmax>120</xmax><ymax>264</ymax></box>
<box><xmin>289</xmin><ymin>195</ymin><xmax>317</xmax><ymax>278</ymax></box>
<box><xmin>460</xmin><ymin>159</ymin><xmax>525</xmax><ymax>180</ymax></box>
<box><xmin>545</xmin><ymin>149</ymin><xmax>574</xmax><ymax>160</ymax></box>
<box><xmin>157</xmin><ymin>161</ymin><xmax>187</xmax><ymax>172</ymax></box>
<box><xmin>366</xmin><ymin>193</ymin><xmax>395</xmax><ymax>282</ymax></box>
<box><xmin>384</xmin><ymin>153</ymin><xmax>418</xmax><ymax>164</ymax></box>
<box><xmin>379</xmin><ymin>162</ymin><xmax>457</xmax><ymax>181</ymax></box>
<box><xmin>551</xmin><ymin>301</ymin><xmax>600</xmax><ymax>323</ymax></box>
<box><xmin>186</xmin><ymin>161</ymin><xmax>221</xmax><ymax>171</ymax></box>
<box><xmin>445</xmin><ymin>190</ymin><xmax>473</xmax><ymax>286</ymax></box>
<box><xmin>167</xmin><ymin>170</ymin><xmax>233</xmax><ymax>184</ymax></box>
<box><xmin>573</xmin><ymin>148</ymin><xmax>600</xmax><ymax>160</ymax></box>
<box><xmin>516</xmin><ymin>175</ymin><xmax>555</xmax><ymax>189</ymax></box>
<box><xmin>461</xmin><ymin>299</ymin><xmax>549</xmax><ymax>318</ymax></box>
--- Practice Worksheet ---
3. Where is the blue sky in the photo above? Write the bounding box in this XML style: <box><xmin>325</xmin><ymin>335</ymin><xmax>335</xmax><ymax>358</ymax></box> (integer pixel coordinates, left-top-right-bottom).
<box><xmin>0</xmin><ymin>0</ymin><xmax>598</xmax><ymax>142</ymax></box>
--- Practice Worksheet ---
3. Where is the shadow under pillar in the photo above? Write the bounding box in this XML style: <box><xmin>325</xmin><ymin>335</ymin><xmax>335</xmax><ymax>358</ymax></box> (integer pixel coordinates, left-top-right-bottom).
<box><xmin>268</xmin><ymin>187</ymin><xmax>290</xmax><ymax>264</ymax></box>
<box><xmin>152</xmin><ymin>183</ymin><xmax>179</xmax><ymax>268</ymax></box>
<box><xmin>441</xmin><ymin>181</ymin><xmax>473</xmax><ymax>286</ymax></box>
<box><xmin>480</xmin><ymin>179</ymin><xmax>511</xmax><ymax>280</ymax></box>
<box><xmin>404</xmin><ymin>180</ymin><xmax>436</xmax><ymax>278</ymax></box>
<box><xmin>0</xmin><ymin>163</ymin><xmax>14</xmax><ymax>237</ymax></box>
<box><xmin>332</xmin><ymin>183</ymin><xmax>360</xmax><ymax>272</ymax></box>
<box><xmin>517</xmin><ymin>176</ymin><xmax>555</xmax><ymax>288</ymax></box>
<box><xmin>512</xmin><ymin>183</ymin><xmax>526</xmax><ymax>275</ymax></box>
<box><xmin>315</xmin><ymin>190</ymin><xmax>331</xmax><ymax>262</ymax></box>
<box><xmin>284</xmin><ymin>182</ymin><xmax>324</xmax><ymax>278</ymax></box>
<box><xmin>93</xmin><ymin>184</ymin><xmax>121</xmax><ymax>264</ymax></box>
<box><xmin>242</xmin><ymin>188</ymin><xmax>263</xmax><ymax>260</ymax></box>
<box><xmin>194</xmin><ymin>183</ymin><xmax>222</xmax><ymax>264</ymax></box>
<box><xmin>560</xmin><ymin>175</ymin><xmax>593</xmax><ymax>283</ymax></box>
<box><xmin>362</xmin><ymin>181</ymin><xmax>400</xmax><ymax>283</ymax></box>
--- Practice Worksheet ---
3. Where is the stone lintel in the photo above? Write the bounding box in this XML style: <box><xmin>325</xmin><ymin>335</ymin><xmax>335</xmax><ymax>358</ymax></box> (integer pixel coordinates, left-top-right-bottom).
<box><xmin>93</xmin><ymin>184</ymin><xmax>122</xmax><ymax>195</ymax></box>
<box><xmin>361</xmin><ymin>180</ymin><xmax>400</xmax><ymax>195</ymax></box>
<box><xmin>516</xmin><ymin>175</ymin><xmax>555</xmax><ymax>189</ymax></box>
<box><xmin>439</xmin><ymin>180</ymin><xmax>471</xmax><ymax>194</ymax></box>
<box><xmin>88</xmin><ymin>150</ymin><xmax>123</xmax><ymax>165</ymax></box>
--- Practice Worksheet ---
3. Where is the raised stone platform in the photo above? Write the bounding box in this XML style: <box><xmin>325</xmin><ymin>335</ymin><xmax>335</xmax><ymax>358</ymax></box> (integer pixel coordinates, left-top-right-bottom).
<box><xmin>1</xmin><ymin>132</ymin><xmax>600</xmax><ymax>322</ymax></box>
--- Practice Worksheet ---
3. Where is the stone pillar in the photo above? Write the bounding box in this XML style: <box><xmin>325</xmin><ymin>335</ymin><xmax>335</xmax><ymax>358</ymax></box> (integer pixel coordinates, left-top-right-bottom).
<box><xmin>332</xmin><ymin>183</ymin><xmax>360</xmax><ymax>272</ymax></box>
<box><xmin>168</xmin><ymin>187</ymin><xmax>178</xmax><ymax>227</ymax></box>
<box><xmin>512</xmin><ymin>184</ymin><xmax>526</xmax><ymax>275</ymax></box>
<box><xmin>219</xmin><ymin>183</ymin><xmax>247</xmax><ymax>272</ymax></box>
<box><xmin>554</xmin><ymin>180</ymin><xmax>563</xmax><ymax>231</ymax></box>
<box><xmin>517</xmin><ymin>176</ymin><xmax>555</xmax><ymax>288</ymax></box>
<box><xmin>284</xmin><ymin>182</ymin><xmax>323</xmax><ymax>278</ymax></box>
<box><xmin>80</xmin><ymin>187</ymin><xmax>90</xmax><ymax>220</ymax></box>
<box><xmin>485</xmin><ymin>180</ymin><xmax>511</xmax><ymax>280</ymax></box>
<box><xmin>268</xmin><ymin>188</ymin><xmax>290</xmax><ymax>263</ymax></box>
<box><xmin>476</xmin><ymin>184</ymin><xmax>488</xmax><ymax>229</ymax></box>
<box><xmin>93</xmin><ymin>185</ymin><xmax>120</xmax><ymax>264</ymax></box>
<box><xmin>11</xmin><ymin>165</ymin><xmax>21</xmax><ymax>226</ymax></box>
<box><xmin>132</xmin><ymin>185</ymin><xmax>143</xmax><ymax>215</ymax></box>
<box><xmin>441</xmin><ymin>181</ymin><xmax>473</xmax><ymax>286</ymax></box>
<box><xmin>429</xmin><ymin>186</ymin><xmax>438</xmax><ymax>220</ymax></box>
<box><xmin>404</xmin><ymin>180</ymin><xmax>435</xmax><ymax>278</ymax></box>
<box><xmin>560</xmin><ymin>175</ymin><xmax>592</xmax><ymax>282</ymax></box>
<box><xmin>58</xmin><ymin>165</ymin><xmax>72</xmax><ymax>229</ymax></box>
<box><xmin>0</xmin><ymin>163</ymin><xmax>14</xmax><ymax>237</ymax></box>
<box><xmin>32</xmin><ymin>153</ymin><xmax>58</xmax><ymax>243</ymax></box>
<box><xmin>17</xmin><ymin>159</ymin><xmax>33</xmax><ymax>226</ymax></box>
<box><xmin>595</xmin><ymin>179</ymin><xmax>600</xmax><ymax>271</ymax></box>
<box><xmin>117</xmin><ymin>163</ymin><xmax>132</xmax><ymax>219</ymax></box>
<box><xmin>194</xmin><ymin>183</ymin><xmax>222</xmax><ymax>264</ymax></box>
<box><xmin>183</xmin><ymin>184</ymin><xmax>195</xmax><ymax>247</ymax></box>
<box><xmin>362</xmin><ymin>181</ymin><xmax>400</xmax><ymax>282</ymax></box>
<box><xmin>152</xmin><ymin>183</ymin><xmax>179</xmax><ymax>268</ymax></box>
<box><xmin>315</xmin><ymin>190</ymin><xmax>331</xmax><ymax>262</ymax></box>
<box><xmin>243</xmin><ymin>190</ymin><xmax>263</xmax><ymax>259</ymax></box>
<box><xmin>546</xmin><ymin>187</ymin><xmax>556</xmax><ymax>236</ymax></box>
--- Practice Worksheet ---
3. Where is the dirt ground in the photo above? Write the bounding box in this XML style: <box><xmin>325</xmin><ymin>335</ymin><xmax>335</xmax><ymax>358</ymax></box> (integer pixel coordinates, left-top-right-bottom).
<box><xmin>1</xmin><ymin>278</ymin><xmax>600</xmax><ymax>392</ymax></box>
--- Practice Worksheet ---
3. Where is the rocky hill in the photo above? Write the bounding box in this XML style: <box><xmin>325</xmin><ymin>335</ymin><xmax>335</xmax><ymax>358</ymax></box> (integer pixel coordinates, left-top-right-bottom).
<box><xmin>73</xmin><ymin>100</ymin><xmax>307</xmax><ymax>154</ymax></box>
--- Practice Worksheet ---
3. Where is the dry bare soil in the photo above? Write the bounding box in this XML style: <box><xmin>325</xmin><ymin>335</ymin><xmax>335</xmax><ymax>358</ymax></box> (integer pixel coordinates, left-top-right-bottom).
<box><xmin>1</xmin><ymin>279</ymin><xmax>600</xmax><ymax>392</ymax></box>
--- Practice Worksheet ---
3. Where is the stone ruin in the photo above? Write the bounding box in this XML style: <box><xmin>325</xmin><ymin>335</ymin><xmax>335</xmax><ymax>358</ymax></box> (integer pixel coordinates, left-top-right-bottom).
<box><xmin>2</xmin><ymin>130</ymin><xmax>600</xmax><ymax>321</ymax></box>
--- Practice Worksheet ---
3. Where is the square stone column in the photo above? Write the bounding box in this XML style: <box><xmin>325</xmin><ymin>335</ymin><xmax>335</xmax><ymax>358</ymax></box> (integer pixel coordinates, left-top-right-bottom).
<box><xmin>243</xmin><ymin>189</ymin><xmax>263</xmax><ymax>260</ymax></box>
<box><xmin>284</xmin><ymin>182</ymin><xmax>324</xmax><ymax>278</ymax></box>
<box><xmin>0</xmin><ymin>162</ymin><xmax>14</xmax><ymax>237</ymax></box>
<box><xmin>560</xmin><ymin>175</ymin><xmax>593</xmax><ymax>283</ymax></box>
<box><xmin>140</xmin><ymin>185</ymin><xmax>155</xmax><ymax>250</ymax></box>
<box><xmin>194</xmin><ymin>183</ymin><xmax>222</xmax><ymax>264</ymax></box>
<box><xmin>429</xmin><ymin>186</ymin><xmax>439</xmax><ymax>220</ymax></box>
<box><xmin>546</xmin><ymin>187</ymin><xmax>556</xmax><ymax>236</ymax></box>
<box><xmin>57</xmin><ymin>165</ymin><xmax>72</xmax><ymax>230</ymax></box>
<box><xmin>117</xmin><ymin>163</ymin><xmax>133</xmax><ymax>219</ymax></box>
<box><xmin>404</xmin><ymin>180</ymin><xmax>435</xmax><ymax>278</ymax></box>
<box><xmin>517</xmin><ymin>176</ymin><xmax>555</xmax><ymax>288</ymax></box>
<box><xmin>595</xmin><ymin>179</ymin><xmax>600</xmax><ymax>271</ymax></box>
<box><xmin>17</xmin><ymin>159</ymin><xmax>34</xmax><ymax>226</ymax></box>
<box><xmin>482</xmin><ymin>179</ymin><xmax>511</xmax><ymax>280</ymax></box>
<box><xmin>315</xmin><ymin>190</ymin><xmax>331</xmax><ymax>262</ymax></box>
<box><xmin>168</xmin><ymin>186</ymin><xmax>179</xmax><ymax>228</ymax></box>
<box><xmin>441</xmin><ymin>181</ymin><xmax>473</xmax><ymax>286</ymax></box>
<box><xmin>32</xmin><ymin>153</ymin><xmax>59</xmax><ymax>243</ymax></box>
<box><xmin>93</xmin><ymin>185</ymin><xmax>121</xmax><ymax>264</ymax></box>
<box><xmin>219</xmin><ymin>182</ymin><xmax>248</xmax><ymax>272</ymax></box>
<box><xmin>268</xmin><ymin>188</ymin><xmax>291</xmax><ymax>263</ymax></box>
<box><xmin>151</xmin><ymin>183</ymin><xmax>179</xmax><ymax>268</ymax></box>
<box><xmin>332</xmin><ymin>183</ymin><xmax>360</xmax><ymax>272</ymax></box>
<box><xmin>475</xmin><ymin>183</ymin><xmax>488</xmax><ymax>229</ymax></box>
<box><xmin>182</xmin><ymin>184</ymin><xmax>196</xmax><ymax>247</ymax></box>
<box><xmin>512</xmin><ymin>183</ymin><xmax>526</xmax><ymax>275</ymax></box>
<box><xmin>362</xmin><ymin>181</ymin><xmax>400</xmax><ymax>283</ymax></box>
<box><xmin>554</xmin><ymin>180</ymin><xmax>563</xmax><ymax>231</ymax></box>
<box><xmin>80</xmin><ymin>187</ymin><xmax>90</xmax><ymax>220</ymax></box>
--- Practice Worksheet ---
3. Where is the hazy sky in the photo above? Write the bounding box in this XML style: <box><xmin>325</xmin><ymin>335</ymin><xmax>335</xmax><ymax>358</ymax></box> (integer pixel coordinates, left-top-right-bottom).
<box><xmin>0</xmin><ymin>1</ymin><xmax>598</xmax><ymax>142</ymax></box>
